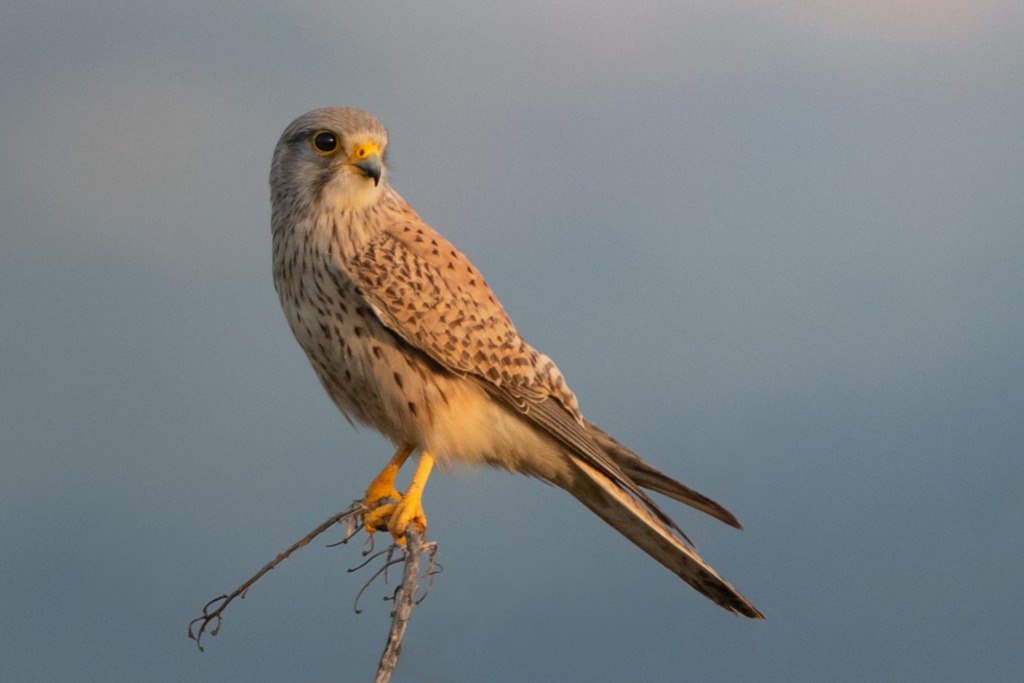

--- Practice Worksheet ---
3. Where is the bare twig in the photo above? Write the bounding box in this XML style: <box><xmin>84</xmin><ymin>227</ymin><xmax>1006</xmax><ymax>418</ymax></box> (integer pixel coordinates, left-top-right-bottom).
<box><xmin>188</xmin><ymin>500</ymin><xmax>442</xmax><ymax>683</ymax></box>
<box><xmin>187</xmin><ymin>503</ymin><xmax>363</xmax><ymax>652</ymax></box>
<box><xmin>374</xmin><ymin>530</ymin><xmax>440</xmax><ymax>683</ymax></box>
<box><xmin>353</xmin><ymin>544</ymin><xmax>406</xmax><ymax>614</ymax></box>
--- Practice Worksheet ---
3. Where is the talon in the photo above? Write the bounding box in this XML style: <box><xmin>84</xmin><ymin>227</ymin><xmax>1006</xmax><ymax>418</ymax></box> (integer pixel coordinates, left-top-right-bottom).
<box><xmin>360</xmin><ymin>443</ymin><xmax>415</xmax><ymax>520</ymax></box>
<box><xmin>363</xmin><ymin>502</ymin><xmax>396</xmax><ymax>532</ymax></box>
<box><xmin>387</xmin><ymin>494</ymin><xmax>427</xmax><ymax>540</ymax></box>
<box><xmin>386</xmin><ymin>450</ymin><xmax>434</xmax><ymax>541</ymax></box>
<box><xmin>363</xmin><ymin>481</ymin><xmax>401</xmax><ymax>509</ymax></box>
<box><xmin>357</xmin><ymin>446</ymin><xmax>435</xmax><ymax>543</ymax></box>
<box><xmin>363</xmin><ymin>493</ymin><xmax>427</xmax><ymax>544</ymax></box>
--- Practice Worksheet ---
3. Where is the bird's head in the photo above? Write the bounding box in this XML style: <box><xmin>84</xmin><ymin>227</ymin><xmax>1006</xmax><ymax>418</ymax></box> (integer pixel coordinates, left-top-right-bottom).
<box><xmin>271</xmin><ymin>108</ymin><xmax>390</xmax><ymax>212</ymax></box>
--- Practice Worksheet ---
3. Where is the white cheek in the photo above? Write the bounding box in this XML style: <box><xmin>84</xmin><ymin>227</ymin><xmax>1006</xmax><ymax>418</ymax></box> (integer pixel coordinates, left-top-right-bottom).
<box><xmin>322</xmin><ymin>169</ymin><xmax>385</xmax><ymax>212</ymax></box>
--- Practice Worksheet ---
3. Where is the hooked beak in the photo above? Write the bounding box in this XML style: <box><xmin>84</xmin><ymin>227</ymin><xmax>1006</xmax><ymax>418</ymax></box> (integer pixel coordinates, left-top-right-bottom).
<box><xmin>352</xmin><ymin>143</ymin><xmax>383</xmax><ymax>186</ymax></box>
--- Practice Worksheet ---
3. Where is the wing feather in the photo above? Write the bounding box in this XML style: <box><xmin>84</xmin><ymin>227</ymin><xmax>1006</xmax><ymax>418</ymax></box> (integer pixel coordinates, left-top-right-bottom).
<box><xmin>341</xmin><ymin>211</ymin><xmax>762</xmax><ymax>618</ymax></box>
<box><xmin>347</xmin><ymin>224</ymin><xmax>570</xmax><ymax>410</ymax></box>
<box><xmin>345</xmin><ymin>218</ymin><xmax>682</xmax><ymax>531</ymax></box>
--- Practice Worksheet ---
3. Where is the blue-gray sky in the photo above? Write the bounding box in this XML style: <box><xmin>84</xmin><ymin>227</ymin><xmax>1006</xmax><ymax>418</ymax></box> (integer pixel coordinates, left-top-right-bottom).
<box><xmin>2</xmin><ymin>2</ymin><xmax>1022</xmax><ymax>681</ymax></box>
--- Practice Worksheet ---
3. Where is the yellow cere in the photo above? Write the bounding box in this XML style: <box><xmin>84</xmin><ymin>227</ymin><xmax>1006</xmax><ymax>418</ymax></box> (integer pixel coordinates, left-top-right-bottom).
<box><xmin>353</xmin><ymin>142</ymin><xmax>380</xmax><ymax>160</ymax></box>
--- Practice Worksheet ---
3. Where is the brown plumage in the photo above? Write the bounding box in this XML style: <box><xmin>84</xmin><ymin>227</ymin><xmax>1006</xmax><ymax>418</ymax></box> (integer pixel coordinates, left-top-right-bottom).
<box><xmin>270</xmin><ymin>107</ymin><xmax>764</xmax><ymax>619</ymax></box>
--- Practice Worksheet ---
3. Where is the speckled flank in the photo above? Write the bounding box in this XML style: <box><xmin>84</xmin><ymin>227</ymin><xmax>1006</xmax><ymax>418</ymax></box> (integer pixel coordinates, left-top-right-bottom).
<box><xmin>269</xmin><ymin>107</ymin><xmax>763</xmax><ymax>619</ymax></box>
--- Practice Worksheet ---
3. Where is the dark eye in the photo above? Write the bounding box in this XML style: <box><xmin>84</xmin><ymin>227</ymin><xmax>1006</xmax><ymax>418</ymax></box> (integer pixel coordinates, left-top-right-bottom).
<box><xmin>311</xmin><ymin>130</ymin><xmax>340</xmax><ymax>155</ymax></box>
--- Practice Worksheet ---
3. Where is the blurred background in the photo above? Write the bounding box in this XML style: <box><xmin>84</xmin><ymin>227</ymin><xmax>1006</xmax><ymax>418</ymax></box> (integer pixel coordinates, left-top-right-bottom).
<box><xmin>2</xmin><ymin>1</ymin><xmax>1021</xmax><ymax>681</ymax></box>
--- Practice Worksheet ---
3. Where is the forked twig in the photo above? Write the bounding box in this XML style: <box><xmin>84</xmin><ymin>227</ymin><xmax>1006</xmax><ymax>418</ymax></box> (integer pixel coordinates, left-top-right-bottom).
<box><xmin>187</xmin><ymin>502</ymin><xmax>364</xmax><ymax>652</ymax></box>
<box><xmin>375</xmin><ymin>530</ymin><xmax>440</xmax><ymax>683</ymax></box>
<box><xmin>353</xmin><ymin>545</ymin><xmax>406</xmax><ymax>614</ymax></box>
<box><xmin>188</xmin><ymin>501</ymin><xmax>441</xmax><ymax>683</ymax></box>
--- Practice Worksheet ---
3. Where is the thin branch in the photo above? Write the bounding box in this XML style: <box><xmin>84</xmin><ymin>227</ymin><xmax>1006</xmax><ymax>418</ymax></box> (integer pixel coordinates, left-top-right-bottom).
<box><xmin>188</xmin><ymin>500</ymin><xmax>442</xmax><ymax>683</ymax></box>
<box><xmin>187</xmin><ymin>503</ymin><xmax>363</xmax><ymax>652</ymax></box>
<box><xmin>374</xmin><ymin>530</ymin><xmax>440</xmax><ymax>683</ymax></box>
<box><xmin>353</xmin><ymin>545</ymin><xmax>406</xmax><ymax>615</ymax></box>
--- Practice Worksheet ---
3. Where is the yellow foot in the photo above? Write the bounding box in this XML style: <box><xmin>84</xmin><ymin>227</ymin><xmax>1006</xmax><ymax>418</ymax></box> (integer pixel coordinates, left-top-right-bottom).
<box><xmin>362</xmin><ymin>450</ymin><xmax>435</xmax><ymax>543</ymax></box>
<box><xmin>361</xmin><ymin>443</ymin><xmax>415</xmax><ymax>529</ymax></box>
<box><xmin>390</xmin><ymin>493</ymin><xmax>428</xmax><ymax>538</ymax></box>
<box><xmin>363</xmin><ymin>495</ymin><xmax>427</xmax><ymax>541</ymax></box>
<box><xmin>363</xmin><ymin>502</ymin><xmax>396</xmax><ymax>533</ymax></box>
<box><xmin>363</xmin><ymin>479</ymin><xmax>401</xmax><ymax>509</ymax></box>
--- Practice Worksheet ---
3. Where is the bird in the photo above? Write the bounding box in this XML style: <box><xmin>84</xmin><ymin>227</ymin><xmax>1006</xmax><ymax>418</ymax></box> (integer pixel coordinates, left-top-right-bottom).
<box><xmin>270</xmin><ymin>107</ymin><xmax>764</xmax><ymax>619</ymax></box>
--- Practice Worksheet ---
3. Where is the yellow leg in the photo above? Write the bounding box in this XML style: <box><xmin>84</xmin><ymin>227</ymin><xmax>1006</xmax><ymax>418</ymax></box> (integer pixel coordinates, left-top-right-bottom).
<box><xmin>364</xmin><ymin>450</ymin><xmax>435</xmax><ymax>541</ymax></box>
<box><xmin>388</xmin><ymin>450</ymin><xmax>434</xmax><ymax>538</ymax></box>
<box><xmin>363</xmin><ymin>443</ymin><xmax>415</xmax><ymax>510</ymax></box>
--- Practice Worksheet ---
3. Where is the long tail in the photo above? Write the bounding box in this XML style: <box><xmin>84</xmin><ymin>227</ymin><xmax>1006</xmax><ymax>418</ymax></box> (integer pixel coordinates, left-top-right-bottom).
<box><xmin>564</xmin><ymin>452</ymin><xmax>764</xmax><ymax>619</ymax></box>
<box><xmin>585</xmin><ymin>421</ymin><xmax>743</xmax><ymax>529</ymax></box>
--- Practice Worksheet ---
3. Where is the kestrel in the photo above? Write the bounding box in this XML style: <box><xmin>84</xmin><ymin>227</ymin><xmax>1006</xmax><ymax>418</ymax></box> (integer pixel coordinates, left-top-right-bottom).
<box><xmin>270</xmin><ymin>108</ymin><xmax>764</xmax><ymax>619</ymax></box>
